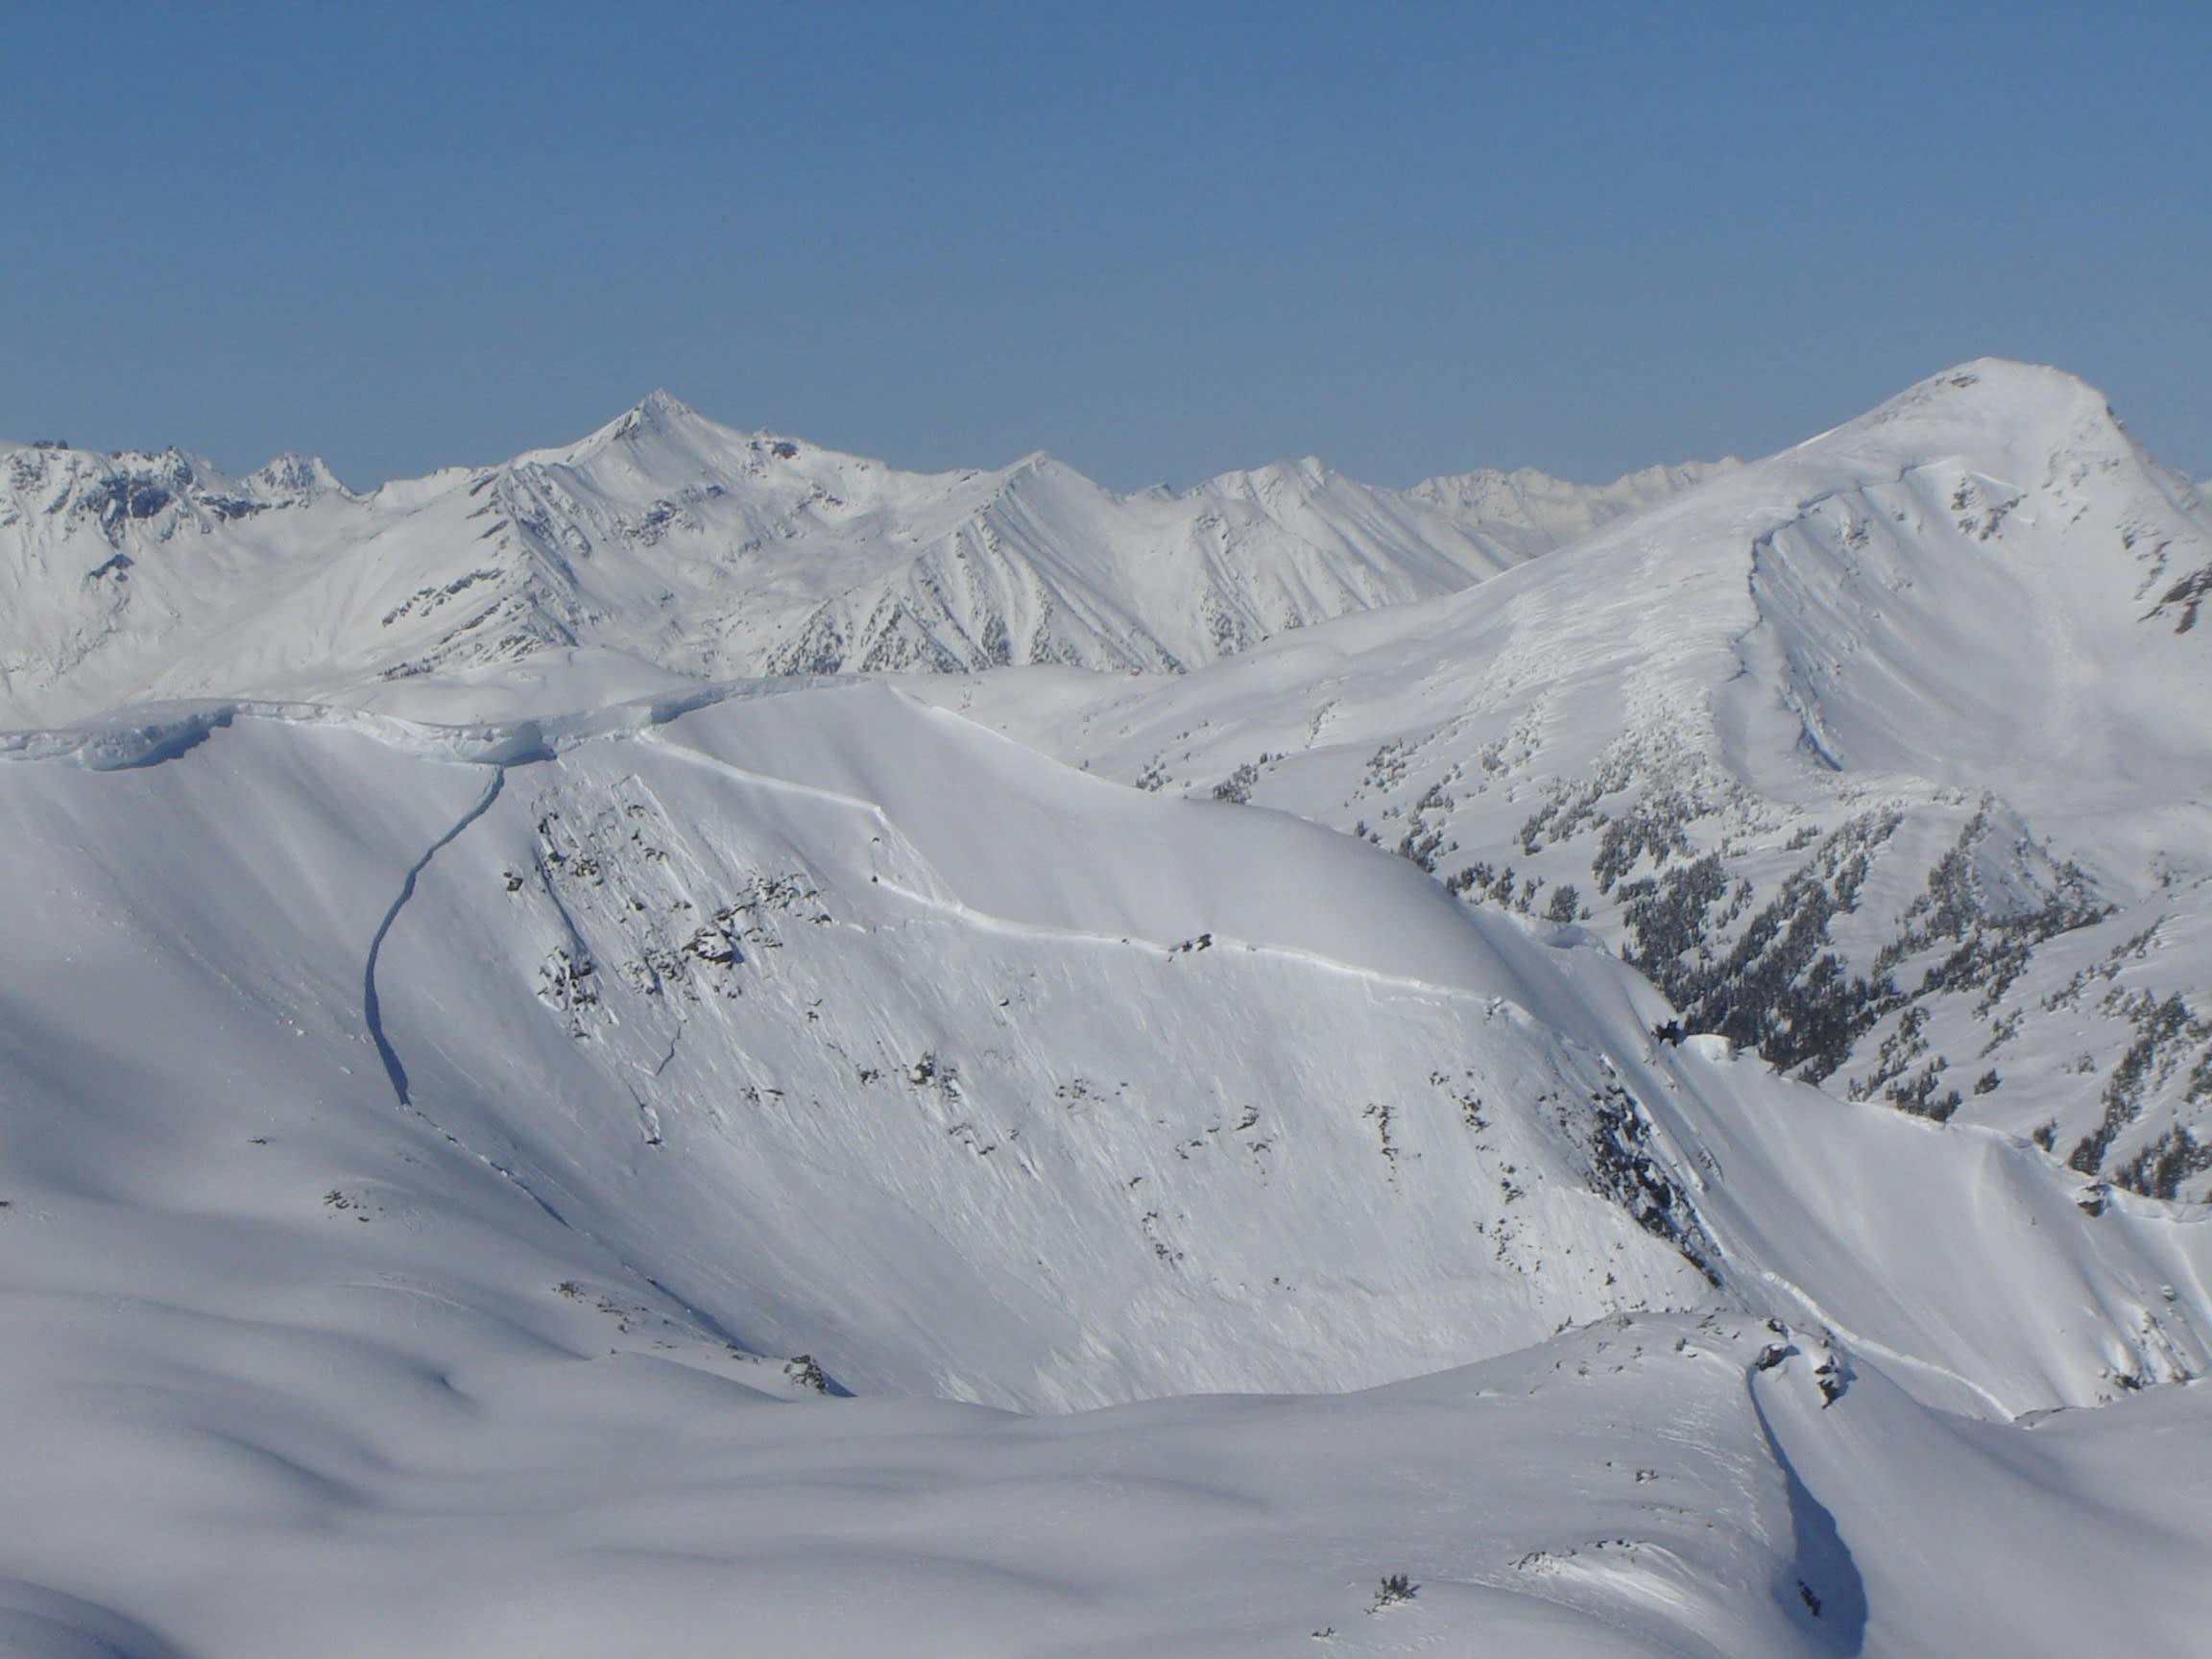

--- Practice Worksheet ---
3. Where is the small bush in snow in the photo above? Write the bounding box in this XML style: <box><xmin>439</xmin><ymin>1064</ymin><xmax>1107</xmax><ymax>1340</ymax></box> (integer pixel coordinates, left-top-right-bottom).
<box><xmin>1368</xmin><ymin>1573</ymin><xmax>1417</xmax><ymax>1612</ymax></box>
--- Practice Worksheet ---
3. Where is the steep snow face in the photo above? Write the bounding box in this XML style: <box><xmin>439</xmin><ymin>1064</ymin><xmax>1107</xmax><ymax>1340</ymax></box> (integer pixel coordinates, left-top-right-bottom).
<box><xmin>0</xmin><ymin>398</ymin><xmax>1726</xmax><ymax>725</ymax></box>
<box><xmin>935</xmin><ymin>361</ymin><xmax>2212</xmax><ymax>1199</ymax></box>
<box><xmin>1724</xmin><ymin>363</ymin><xmax>2212</xmax><ymax>787</ymax></box>
<box><xmin>0</xmin><ymin>688</ymin><xmax>1699</xmax><ymax>1414</ymax></box>
<box><xmin>2</xmin><ymin>684</ymin><xmax>2202</xmax><ymax>1417</ymax></box>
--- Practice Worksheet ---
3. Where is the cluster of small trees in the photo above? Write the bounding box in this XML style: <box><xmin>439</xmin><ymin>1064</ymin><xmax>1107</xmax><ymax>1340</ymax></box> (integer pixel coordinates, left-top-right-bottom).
<box><xmin>2070</xmin><ymin>992</ymin><xmax>2208</xmax><ymax>1188</ymax></box>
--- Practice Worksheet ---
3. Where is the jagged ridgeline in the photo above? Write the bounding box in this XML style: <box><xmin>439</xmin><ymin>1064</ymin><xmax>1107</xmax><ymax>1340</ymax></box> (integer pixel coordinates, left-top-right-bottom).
<box><xmin>0</xmin><ymin>398</ymin><xmax>1726</xmax><ymax>726</ymax></box>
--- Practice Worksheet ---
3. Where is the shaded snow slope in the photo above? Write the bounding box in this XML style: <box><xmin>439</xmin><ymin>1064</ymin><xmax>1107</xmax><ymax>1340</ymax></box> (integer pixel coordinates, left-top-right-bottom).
<box><xmin>10</xmin><ymin>1292</ymin><xmax>2208</xmax><ymax>1659</ymax></box>
<box><xmin>0</xmin><ymin>401</ymin><xmax>1721</xmax><ymax>725</ymax></box>
<box><xmin>937</xmin><ymin>360</ymin><xmax>2212</xmax><ymax>1198</ymax></box>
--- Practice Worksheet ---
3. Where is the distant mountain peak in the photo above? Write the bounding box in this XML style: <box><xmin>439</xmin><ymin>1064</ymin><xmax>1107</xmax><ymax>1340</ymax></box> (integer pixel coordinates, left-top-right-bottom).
<box><xmin>534</xmin><ymin>388</ymin><xmax>733</xmax><ymax>469</ymax></box>
<box><xmin>604</xmin><ymin>390</ymin><xmax>719</xmax><ymax>450</ymax></box>
<box><xmin>619</xmin><ymin>386</ymin><xmax>704</xmax><ymax>433</ymax></box>
<box><xmin>245</xmin><ymin>452</ymin><xmax>349</xmax><ymax>501</ymax></box>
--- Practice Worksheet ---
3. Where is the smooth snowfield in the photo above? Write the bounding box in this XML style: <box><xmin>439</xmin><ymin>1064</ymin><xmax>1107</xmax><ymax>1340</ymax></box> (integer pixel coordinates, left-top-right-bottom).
<box><xmin>2</xmin><ymin>685</ymin><xmax>2209</xmax><ymax>1654</ymax></box>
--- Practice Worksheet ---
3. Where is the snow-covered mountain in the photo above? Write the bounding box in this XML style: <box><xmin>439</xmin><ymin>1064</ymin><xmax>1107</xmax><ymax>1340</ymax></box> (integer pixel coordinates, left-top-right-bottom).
<box><xmin>0</xmin><ymin>398</ymin><xmax>1724</xmax><ymax>726</ymax></box>
<box><xmin>6</xmin><ymin>360</ymin><xmax>2211</xmax><ymax>1656</ymax></box>
<box><xmin>937</xmin><ymin>361</ymin><xmax>2212</xmax><ymax>1200</ymax></box>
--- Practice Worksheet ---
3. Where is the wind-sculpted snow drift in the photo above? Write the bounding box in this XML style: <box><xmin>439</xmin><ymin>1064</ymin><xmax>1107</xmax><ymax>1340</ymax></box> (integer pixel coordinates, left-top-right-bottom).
<box><xmin>0</xmin><ymin>683</ymin><xmax>2208</xmax><ymax>1655</ymax></box>
<box><xmin>3</xmin><ymin>362</ymin><xmax>2211</xmax><ymax>1656</ymax></box>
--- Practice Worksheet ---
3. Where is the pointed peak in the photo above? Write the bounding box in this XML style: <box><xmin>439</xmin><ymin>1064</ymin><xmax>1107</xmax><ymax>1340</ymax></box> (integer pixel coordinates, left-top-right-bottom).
<box><xmin>512</xmin><ymin>391</ymin><xmax>744</xmax><ymax>474</ymax></box>
<box><xmin>246</xmin><ymin>452</ymin><xmax>348</xmax><ymax>501</ymax></box>
<box><xmin>636</xmin><ymin>386</ymin><xmax>697</xmax><ymax>421</ymax></box>
<box><xmin>610</xmin><ymin>387</ymin><xmax>706</xmax><ymax>441</ymax></box>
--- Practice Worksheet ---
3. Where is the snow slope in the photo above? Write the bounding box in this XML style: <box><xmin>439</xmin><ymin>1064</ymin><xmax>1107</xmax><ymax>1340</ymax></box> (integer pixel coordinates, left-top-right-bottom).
<box><xmin>2</xmin><ymin>681</ymin><xmax>2209</xmax><ymax>1653</ymax></box>
<box><xmin>0</xmin><ymin>402</ymin><xmax>1722</xmax><ymax>726</ymax></box>
<box><xmin>938</xmin><ymin>361</ymin><xmax>2212</xmax><ymax>1198</ymax></box>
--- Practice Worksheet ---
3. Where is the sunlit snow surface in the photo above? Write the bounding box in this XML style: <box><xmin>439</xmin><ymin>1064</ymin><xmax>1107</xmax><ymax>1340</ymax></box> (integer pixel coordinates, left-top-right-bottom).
<box><xmin>3</xmin><ymin>361</ymin><xmax>2210</xmax><ymax>1654</ymax></box>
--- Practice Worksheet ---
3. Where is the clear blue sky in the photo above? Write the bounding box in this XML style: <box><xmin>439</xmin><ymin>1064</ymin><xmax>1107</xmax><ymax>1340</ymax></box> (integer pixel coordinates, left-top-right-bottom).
<box><xmin>5</xmin><ymin>1</ymin><xmax>2205</xmax><ymax>489</ymax></box>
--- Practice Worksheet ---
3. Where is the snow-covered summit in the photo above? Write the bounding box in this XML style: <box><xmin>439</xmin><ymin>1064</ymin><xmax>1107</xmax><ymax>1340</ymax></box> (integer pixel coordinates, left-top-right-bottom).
<box><xmin>516</xmin><ymin>385</ymin><xmax>771</xmax><ymax>475</ymax></box>
<box><xmin>241</xmin><ymin>450</ymin><xmax>349</xmax><ymax>501</ymax></box>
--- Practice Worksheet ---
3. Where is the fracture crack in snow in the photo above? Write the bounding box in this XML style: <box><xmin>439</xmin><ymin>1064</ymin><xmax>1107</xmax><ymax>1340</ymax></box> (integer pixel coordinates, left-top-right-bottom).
<box><xmin>363</xmin><ymin>767</ymin><xmax>507</xmax><ymax>1106</ymax></box>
